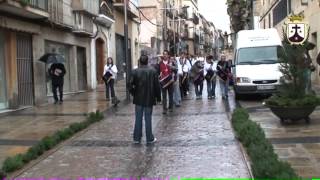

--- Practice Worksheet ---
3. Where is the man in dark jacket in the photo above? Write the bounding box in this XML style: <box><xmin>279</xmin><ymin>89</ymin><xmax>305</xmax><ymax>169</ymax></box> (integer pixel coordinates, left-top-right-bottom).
<box><xmin>129</xmin><ymin>55</ymin><xmax>161</xmax><ymax>144</ymax></box>
<box><xmin>317</xmin><ymin>51</ymin><xmax>320</xmax><ymax>76</ymax></box>
<box><xmin>49</xmin><ymin>63</ymin><xmax>66</xmax><ymax>104</ymax></box>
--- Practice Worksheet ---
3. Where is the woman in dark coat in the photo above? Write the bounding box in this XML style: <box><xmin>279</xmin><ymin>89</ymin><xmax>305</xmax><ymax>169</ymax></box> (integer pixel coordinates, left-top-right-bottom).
<box><xmin>217</xmin><ymin>54</ymin><xmax>231</xmax><ymax>99</ymax></box>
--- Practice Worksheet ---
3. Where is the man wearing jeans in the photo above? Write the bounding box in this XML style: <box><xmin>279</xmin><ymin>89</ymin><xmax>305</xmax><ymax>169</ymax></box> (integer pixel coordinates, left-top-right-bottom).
<box><xmin>217</xmin><ymin>54</ymin><xmax>231</xmax><ymax>99</ymax></box>
<box><xmin>129</xmin><ymin>55</ymin><xmax>161</xmax><ymax>144</ymax></box>
<box><xmin>204</xmin><ymin>56</ymin><xmax>217</xmax><ymax>99</ymax></box>
<box><xmin>159</xmin><ymin>50</ymin><xmax>174</xmax><ymax>114</ymax></box>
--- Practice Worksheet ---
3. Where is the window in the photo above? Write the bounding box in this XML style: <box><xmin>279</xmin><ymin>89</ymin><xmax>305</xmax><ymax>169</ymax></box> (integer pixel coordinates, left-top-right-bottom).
<box><xmin>237</xmin><ymin>46</ymin><xmax>280</xmax><ymax>64</ymax></box>
<box><xmin>273</xmin><ymin>0</ymin><xmax>288</xmax><ymax>26</ymax></box>
<box><xmin>74</xmin><ymin>12</ymin><xmax>82</xmax><ymax>26</ymax></box>
<box><xmin>0</xmin><ymin>30</ymin><xmax>7</xmax><ymax>109</ymax></box>
<box><xmin>288</xmin><ymin>0</ymin><xmax>292</xmax><ymax>12</ymax></box>
<box><xmin>268</xmin><ymin>14</ymin><xmax>271</xmax><ymax>28</ymax></box>
<box><xmin>45</xmin><ymin>41</ymin><xmax>72</xmax><ymax>95</ymax></box>
<box><xmin>301</xmin><ymin>0</ymin><xmax>308</xmax><ymax>5</ymax></box>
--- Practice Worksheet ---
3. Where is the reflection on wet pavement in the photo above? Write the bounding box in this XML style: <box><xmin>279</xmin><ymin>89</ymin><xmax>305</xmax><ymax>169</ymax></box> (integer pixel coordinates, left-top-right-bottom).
<box><xmin>17</xmin><ymin>83</ymin><xmax>250</xmax><ymax>178</ymax></box>
<box><xmin>0</xmin><ymin>83</ymin><xmax>126</xmax><ymax>164</ymax></box>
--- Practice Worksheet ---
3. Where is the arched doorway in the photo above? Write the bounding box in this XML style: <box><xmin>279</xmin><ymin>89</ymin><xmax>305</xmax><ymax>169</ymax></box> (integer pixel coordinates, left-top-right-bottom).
<box><xmin>96</xmin><ymin>38</ymin><xmax>105</xmax><ymax>84</ymax></box>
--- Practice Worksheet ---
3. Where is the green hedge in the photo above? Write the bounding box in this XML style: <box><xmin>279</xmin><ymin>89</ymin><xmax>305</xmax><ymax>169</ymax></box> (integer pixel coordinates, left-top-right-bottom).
<box><xmin>1</xmin><ymin>110</ymin><xmax>104</xmax><ymax>176</ymax></box>
<box><xmin>231</xmin><ymin>108</ymin><xmax>300</xmax><ymax>179</ymax></box>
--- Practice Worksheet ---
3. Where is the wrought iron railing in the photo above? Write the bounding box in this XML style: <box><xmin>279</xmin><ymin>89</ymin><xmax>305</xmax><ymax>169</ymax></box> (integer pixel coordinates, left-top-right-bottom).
<box><xmin>30</xmin><ymin>0</ymin><xmax>48</xmax><ymax>11</ymax></box>
<box><xmin>48</xmin><ymin>0</ymin><xmax>63</xmax><ymax>23</ymax></box>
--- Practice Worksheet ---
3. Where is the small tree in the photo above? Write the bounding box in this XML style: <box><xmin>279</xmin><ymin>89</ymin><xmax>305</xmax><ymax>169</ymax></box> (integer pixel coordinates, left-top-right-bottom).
<box><xmin>278</xmin><ymin>32</ymin><xmax>310</xmax><ymax>98</ymax></box>
<box><xmin>266</xmin><ymin>31</ymin><xmax>320</xmax><ymax>107</ymax></box>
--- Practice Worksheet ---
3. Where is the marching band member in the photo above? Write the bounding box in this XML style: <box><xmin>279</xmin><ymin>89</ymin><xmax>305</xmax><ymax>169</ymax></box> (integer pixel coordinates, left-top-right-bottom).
<box><xmin>217</xmin><ymin>54</ymin><xmax>232</xmax><ymax>99</ymax></box>
<box><xmin>191</xmin><ymin>58</ymin><xmax>205</xmax><ymax>99</ymax></box>
<box><xmin>204</xmin><ymin>55</ymin><xmax>218</xmax><ymax>99</ymax></box>
<box><xmin>178</xmin><ymin>52</ymin><xmax>191</xmax><ymax>99</ymax></box>
<box><xmin>103</xmin><ymin>57</ymin><xmax>119</xmax><ymax>104</ymax></box>
<box><xmin>159</xmin><ymin>50</ymin><xmax>174</xmax><ymax>114</ymax></box>
<box><xmin>171</xmin><ymin>56</ymin><xmax>181</xmax><ymax>107</ymax></box>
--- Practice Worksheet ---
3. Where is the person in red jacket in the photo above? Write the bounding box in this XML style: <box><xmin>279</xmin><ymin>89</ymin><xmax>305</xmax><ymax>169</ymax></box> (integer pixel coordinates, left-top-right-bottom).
<box><xmin>159</xmin><ymin>50</ymin><xmax>174</xmax><ymax>114</ymax></box>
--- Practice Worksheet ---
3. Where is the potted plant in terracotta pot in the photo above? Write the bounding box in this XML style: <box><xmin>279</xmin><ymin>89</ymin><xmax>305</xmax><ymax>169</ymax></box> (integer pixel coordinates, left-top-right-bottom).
<box><xmin>264</xmin><ymin>30</ymin><xmax>320</xmax><ymax>124</ymax></box>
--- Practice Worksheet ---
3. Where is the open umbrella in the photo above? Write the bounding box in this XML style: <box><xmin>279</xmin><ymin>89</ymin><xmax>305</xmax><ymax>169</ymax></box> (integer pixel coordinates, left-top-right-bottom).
<box><xmin>39</xmin><ymin>53</ymin><xmax>65</xmax><ymax>64</ymax></box>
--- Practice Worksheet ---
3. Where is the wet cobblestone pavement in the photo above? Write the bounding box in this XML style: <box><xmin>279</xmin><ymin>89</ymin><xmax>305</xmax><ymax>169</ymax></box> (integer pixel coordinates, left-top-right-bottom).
<box><xmin>0</xmin><ymin>82</ymin><xmax>126</xmax><ymax>165</ymax></box>
<box><xmin>17</xmin><ymin>84</ymin><xmax>250</xmax><ymax>178</ymax></box>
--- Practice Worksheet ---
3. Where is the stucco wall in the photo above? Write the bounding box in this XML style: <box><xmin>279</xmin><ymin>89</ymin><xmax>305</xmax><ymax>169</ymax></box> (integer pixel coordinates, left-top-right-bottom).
<box><xmin>260</xmin><ymin>0</ymin><xmax>320</xmax><ymax>85</ymax></box>
<box><xmin>33</xmin><ymin>26</ymin><xmax>92</xmax><ymax>104</ymax></box>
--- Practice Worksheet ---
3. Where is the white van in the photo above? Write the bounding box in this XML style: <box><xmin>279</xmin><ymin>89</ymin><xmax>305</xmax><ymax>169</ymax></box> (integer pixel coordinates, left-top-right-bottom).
<box><xmin>233</xmin><ymin>28</ymin><xmax>282</xmax><ymax>98</ymax></box>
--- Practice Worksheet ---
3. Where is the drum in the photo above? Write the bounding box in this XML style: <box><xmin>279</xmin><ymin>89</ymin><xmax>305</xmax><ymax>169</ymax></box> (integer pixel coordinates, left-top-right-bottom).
<box><xmin>194</xmin><ymin>70</ymin><xmax>204</xmax><ymax>85</ymax></box>
<box><xmin>159</xmin><ymin>74</ymin><xmax>174</xmax><ymax>88</ymax></box>
<box><xmin>102</xmin><ymin>71</ymin><xmax>113</xmax><ymax>83</ymax></box>
<box><xmin>205</xmin><ymin>69</ymin><xmax>215</xmax><ymax>81</ymax></box>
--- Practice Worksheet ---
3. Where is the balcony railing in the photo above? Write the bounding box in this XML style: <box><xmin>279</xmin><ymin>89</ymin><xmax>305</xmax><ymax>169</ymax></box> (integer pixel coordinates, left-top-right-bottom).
<box><xmin>0</xmin><ymin>0</ymin><xmax>49</xmax><ymax>19</ymax></box>
<box><xmin>72</xmin><ymin>12</ymin><xmax>94</xmax><ymax>36</ymax></box>
<box><xmin>113</xmin><ymin>0</ymin><xmax>139</xmax><ymax>18</ymax></box>
<box><xmin>179</xmin><ymin>8</ymin><xmax>188</xmax><ymax>19</ymax></box>
<box><xmin>47</xmin><ymin>0</ymin><xmax>74</xmax><ymax>28</ymax></box>
<box><xmin>48</xmin><ymin>0</ymin><xmax>63</xmax><ymax>24</ymax></box>
<box><xmin>99</xmin><ymin>0</ymin><xmax>114</xmax><ymax>19</ymax></box>
<box><xmin>193</xmin><ymin>13</ymin><xmax>199</xmax><ymax>25</ymax></box>
<box><xmin>71</xmin><ymin>0</ymin><xmax>99</xmax><ymax>16</ymax></box>
<box><xmin>29</xmin><ymin>0</ymin><xmax>48</xmax><ymax>11</ymax></box>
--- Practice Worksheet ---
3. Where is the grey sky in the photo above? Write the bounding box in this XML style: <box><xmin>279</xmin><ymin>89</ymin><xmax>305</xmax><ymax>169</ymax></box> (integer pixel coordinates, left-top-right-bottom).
<box><xmin>198</xmin><ymin>0</ymin><xmax>230</xmax><ymax>33</ymax></box>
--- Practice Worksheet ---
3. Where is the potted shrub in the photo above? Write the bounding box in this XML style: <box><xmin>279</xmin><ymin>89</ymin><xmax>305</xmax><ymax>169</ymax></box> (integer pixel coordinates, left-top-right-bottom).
<box><xmin>265</xmin><ymin>31</ymin><xmax>320</xmax><ymax>124</ymax></box>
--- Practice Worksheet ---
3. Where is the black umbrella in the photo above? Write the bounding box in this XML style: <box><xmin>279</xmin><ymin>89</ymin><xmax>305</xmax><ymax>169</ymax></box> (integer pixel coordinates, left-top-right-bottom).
<box><xmin>39</xmin><ymin>53</ymin><xmax>65</xmax><ymax>64</ymax></box>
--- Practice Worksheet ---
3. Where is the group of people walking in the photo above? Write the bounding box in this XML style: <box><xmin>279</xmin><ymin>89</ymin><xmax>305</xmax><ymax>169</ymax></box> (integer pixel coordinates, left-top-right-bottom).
<box><xmin>127</xmin><ymin>51</ymin><xmax>232</xmax><ymax>144</ymax></box>
<box><xmin>48</xmin><ymin>50</ymin><xmax>232</xmax><ymax>144</ymax></box>
<box><xmin>156</xmin><ymin>50</ymin><xmax>232</xmax><ymax>114</ymax></box>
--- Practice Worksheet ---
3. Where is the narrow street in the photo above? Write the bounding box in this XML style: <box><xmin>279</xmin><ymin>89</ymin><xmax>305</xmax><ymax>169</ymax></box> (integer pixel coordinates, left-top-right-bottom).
<box><xmin>13</xmin><ymin>83</ymin><xmax>250</xmax><ymax>178</ymax></box>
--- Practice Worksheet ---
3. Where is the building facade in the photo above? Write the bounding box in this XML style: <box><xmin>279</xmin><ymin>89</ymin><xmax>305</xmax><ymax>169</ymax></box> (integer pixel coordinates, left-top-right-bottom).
<box><xmin>139</xmin><ymin>0</ymin><xmax>188</xmax><ymax>58</ymax></box>
<box><xmin>0</xmin><ymin>0</ymin><xmax>99</xmax><ymax>110</ymax></box>
<box><xmin>113</xmin><ymin>0</ymin><xmax>140</xmax><ymax>77</ymax></box>
<box><xmin>91</xmin><ymin>0</ymin><xmax>115</xmax><ymax>87</ymax></box>
<box><xmin>259</xmin><ymin>0</ymin><xmax>320</xmax><ymax>86</ymax></box>
<box><xmin>183</xmin><ymin>0</ymin><xmax>199</xmax><ymax>55</ymax></box>
<box><xmin>139</xmin><ymin>0</ymin><xmax>165</xmax><ymax>59</ymax></box>
<box><xmin>0</xmin><ymin>0</ymin><xmax>141</xmax><ymax>110</ymax></box>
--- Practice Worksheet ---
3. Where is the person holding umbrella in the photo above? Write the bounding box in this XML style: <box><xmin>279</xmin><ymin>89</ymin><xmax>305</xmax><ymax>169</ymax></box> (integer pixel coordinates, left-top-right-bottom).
<box><xmin>49</xmin><ymin>63</ymin><xmax>66</xmax><ymax>104</ymax></box>
<box><xmin>39</xmin><ymin>50</ymin><xmax>67</xmax><ymax>104</ymax></box>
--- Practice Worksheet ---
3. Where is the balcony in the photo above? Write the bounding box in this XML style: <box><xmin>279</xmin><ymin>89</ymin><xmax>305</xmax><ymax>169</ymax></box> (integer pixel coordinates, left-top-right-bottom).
<box><xmin>71</xmin><ymin>0</ymin><xmax>99</xmax><ymax>16</ymax></box>
<box><xmin>0</xmin><ymin>0</ymin><xmax>49</xmax><ymax>19</ymax></box>
<box><xmin>179</xmin><ymin>7</ymin><xmax>188</xmax><ymax>19</ymax></box>
<box><xmin>72</xmin><ymin>11</ymin><xmax>94</xmax><ymax>36</ymax></box>
<box><xmin>96</xmin><ymin>0</ymin><xmax>115</xmax><ymax>27</ymax></box>
<box><xmin>47</xmin><ymin>0</ymin><xmax>72</xmax><ymax>29</ymax></box>
<box><xmin>193</xmin><ymin>13</ymin><xmax>199</xmax><ymax>25</ymax></box>
<box><xmin>113</xmin><ymin>0</ymin><xmax>139</xmax><ymax>19</ymax></box>
<box><xmin>182</xmin><ymin>30</ymin><xmax>188</xmax><ymax>39</ymax></box>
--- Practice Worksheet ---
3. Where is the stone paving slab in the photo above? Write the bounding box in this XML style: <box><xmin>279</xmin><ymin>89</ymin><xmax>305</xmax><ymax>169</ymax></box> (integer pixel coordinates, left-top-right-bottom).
<box><xmin>0</xmin><ymin>82</ymin><xmax>126</xmax><ymax>165</ymax></box>
<box><xmin>239</xmin><ymin>98</ymin><xmax>320</xmax><ymax>178</ymax></box>
<box><xmin>17</xmin><ymin>84</ymin><xmax>250</xmax><ymax>178</ymax></box>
